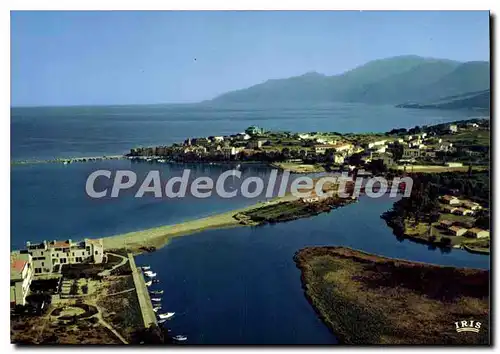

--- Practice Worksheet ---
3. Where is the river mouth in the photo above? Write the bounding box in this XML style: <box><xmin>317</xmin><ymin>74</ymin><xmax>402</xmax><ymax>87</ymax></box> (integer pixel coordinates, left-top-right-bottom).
<box><xmin>136</xmin><ymin>195</ymin><xmax>489</xmax><ymax>344</ymax></box>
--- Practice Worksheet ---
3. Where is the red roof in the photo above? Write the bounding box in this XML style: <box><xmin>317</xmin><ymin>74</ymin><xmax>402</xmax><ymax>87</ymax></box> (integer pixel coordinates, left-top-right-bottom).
<box><xmin>51</xmin><ymin>241</ymin><xmax>70</xmax><ymax>248</ymax></box>
<box><xmin>11</xmin><ymin>259</ymin><xmax>27</xmax><ymax>272</ymax></box>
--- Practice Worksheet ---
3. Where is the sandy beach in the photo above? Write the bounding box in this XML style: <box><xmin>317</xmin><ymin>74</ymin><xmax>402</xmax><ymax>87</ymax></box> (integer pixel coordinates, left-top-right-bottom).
<box><xmin>101</xmin><ymin>194</ymin><xmax>299</xmax><ymax>252</ymax></box>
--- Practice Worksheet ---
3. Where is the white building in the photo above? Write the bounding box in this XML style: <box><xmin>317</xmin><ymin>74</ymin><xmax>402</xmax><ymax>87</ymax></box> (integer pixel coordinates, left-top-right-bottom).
<box><xmin>368</xmin><ymin>140</ymin><xmax>387</xmax><ymax>149</ymax></box>
<box><xmin>11</xmin><ymin>253</ymin><xmax>34</xmax><ymax>307</ymax></box>
<box><xmin>22</xmin><ymin>239</ymin><xmax>104</xmax><ymax>275</ymax></box>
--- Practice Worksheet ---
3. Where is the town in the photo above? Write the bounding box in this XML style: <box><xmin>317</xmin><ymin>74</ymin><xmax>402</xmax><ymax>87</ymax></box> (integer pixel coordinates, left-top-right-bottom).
<box><xmin>127</xmin><ymin>119</ymin><xmax>489</xmax><ymax>175</ymax></box>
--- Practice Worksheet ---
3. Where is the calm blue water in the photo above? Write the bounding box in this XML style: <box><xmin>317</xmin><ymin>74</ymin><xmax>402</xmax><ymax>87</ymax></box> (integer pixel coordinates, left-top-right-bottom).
<box><xmin>11</xmin><ymin>103</ymin><xmax>489</xmax><ymax>344</ymax></box>
<box><xmin>136</xmin><ymin>196</ymin><xmax>489</xmax><ymax>344</ymax></box>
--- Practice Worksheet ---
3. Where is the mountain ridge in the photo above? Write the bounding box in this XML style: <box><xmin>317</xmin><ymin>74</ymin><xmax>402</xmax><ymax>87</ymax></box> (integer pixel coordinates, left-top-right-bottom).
<box><xmin>209</xmin><ymin>55</ymin><xmax>489</xmax><ymax>110</ymax></box>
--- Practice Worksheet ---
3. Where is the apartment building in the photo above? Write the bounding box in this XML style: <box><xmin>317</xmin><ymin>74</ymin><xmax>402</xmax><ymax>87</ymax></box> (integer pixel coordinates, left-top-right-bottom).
<box><xmin>10</xmin><ymin>253</ymin><xmax>34</xmax><ymax>307</ymax></box>
<box><xmin>20</xmin><ymin>238</ymin><xmax>104</xmax><ymax>275</ymax></box>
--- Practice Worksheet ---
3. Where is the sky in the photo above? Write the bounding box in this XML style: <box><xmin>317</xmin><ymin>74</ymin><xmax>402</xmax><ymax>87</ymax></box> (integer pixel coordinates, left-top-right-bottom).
<box><xmin>11</xmin><ymin>11</ymin><xmax>490</xmax><ymax>107</ymax></box>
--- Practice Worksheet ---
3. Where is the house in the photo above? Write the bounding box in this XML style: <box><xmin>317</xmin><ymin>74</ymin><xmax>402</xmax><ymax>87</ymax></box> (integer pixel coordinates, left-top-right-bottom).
<box><xmin>333</xmin><ymin>143</ymin><xmax>354</xmax><ymax>154</ymax></box>
<box><xmin>20</xmin><ymin>239</ymin><xmax>104</xmax><ymax>275</ymax></box>
<box><xmin>211</xmin><ymin>136</ymin><xmax>224</xmax><ymax>143</ymax></box>
<box><xmin>368</xmin><ymin>140</ymin><xmax>387</xmax><ymax>149</ymax></box>
<box><xmin>466</xmin><ymin>228</ymin><xmax>490</xmax><ymax>239</ymax></box>
<box><xmin>402</xmin><ymin>147</ymin><xmax>421</xmax><ymax>159</ymax></box>
<box><xmin>440</xmin><ymin>195</ymin><xmax>461</xmax><ymax>205</ymax></box>
<box><xmin>302</xmin><ymin>196</ymin><xmax>320</xmax><ymax>203</ymax></box>
<box><xmin>445</xmin><ymin>162</ymin><xmax>463</xmax><ymax>167</ymax></box>
<box><xmin>314</xmin><ymin>144</ymin><xmax>337</xmax><ymax>155</ymax></box>
<box><xmin>247</xmin><ymin>139</ymin><xmax>265</xmax><ymax>149</ymax></box>
<box><xmin>333</xmin><ymin>153</ymin><xmax>345</xmax><ymax>165</ymax></box>
<box><xmin>439</xmin><ymin>220</ymin><xmax>455</xmax><ymax>229</ymax></box>
<box><xmin>448</xmin><ymin>124</ymin><xmax>458</xmax><ymax>133</ymax></box>
<box><xmin>371</xmin><ymin>152</ymin><xmax>395</xmax><ymax>167</ymax></box>
<box><xmin>192</xmin><ymin>137</ymin><xmax>210</xmax><ymax>146</ymax></box>
<box><xmin>245</xmin><ymin>126</ymin><xmax>264</xmax><ymax>136</ymax></box>
<box><xmin>462</xmin><ymin>200</ymin><xmax>482</xmax><ymax>211</ymax></box>
<box><xmin>448</xmin><ymin>226</ymin><xmax>468</xmax><ymax>237</ymax></box>
<box><xmin>453</xmin><ymin>207</ymin><xmax>474</xmax><ymax>216</ymax></box>
<box><xmin>11</xmin><ymin>253</ymin><xmax>34</xmax><ymax>307</ymax></box>
<box><xmin>221</xmin><ymin>146</ymin><xmax>236</xmax><ymax>159</ymax></box>
<box><xmin>441</xmin><ymin>205</ymin><xmax>458</xmax><ymax>214</ymax></box>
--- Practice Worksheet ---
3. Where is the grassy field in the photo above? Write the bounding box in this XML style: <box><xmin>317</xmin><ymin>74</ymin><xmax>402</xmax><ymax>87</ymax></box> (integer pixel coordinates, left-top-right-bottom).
<box><xmin>294</xmin><ymin>246</ymin><xmax>489</xmax><ymax>345</ymax></box>
<box><xmin>440</xmin><ymin>130</ymin><xmax>490</xmax><ymax>146</ymax></box>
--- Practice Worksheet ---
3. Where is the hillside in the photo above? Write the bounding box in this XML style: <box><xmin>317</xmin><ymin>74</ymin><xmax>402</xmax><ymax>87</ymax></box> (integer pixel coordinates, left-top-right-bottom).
<box><xmin>209</xmin><ymin>55</ymin><xmax>489</xmax><ymax>110</ymax></box>
<box><xmin>397</xmin><ymin>89</ymin><xmax>490</xmax><ymax>111</ymax></box>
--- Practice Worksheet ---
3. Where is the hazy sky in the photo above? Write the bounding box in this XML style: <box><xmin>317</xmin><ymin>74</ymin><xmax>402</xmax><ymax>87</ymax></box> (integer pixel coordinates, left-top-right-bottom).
<box><xmin>11</xmin><ymin>11</ymin><xmax>490</xmax><ymax>107</ymax></box>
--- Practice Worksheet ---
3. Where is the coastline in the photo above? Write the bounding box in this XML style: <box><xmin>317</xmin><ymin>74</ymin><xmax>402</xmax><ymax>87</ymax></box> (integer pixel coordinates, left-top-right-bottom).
<box><xmin>294</xmin><ymin>246</ymin><xmax>489</xmax><ymax>344</ymax></box>
<box><xmin>101</xmin><ymin>194</ymin><xmax>300</xmax><ymax>252</ymax></box>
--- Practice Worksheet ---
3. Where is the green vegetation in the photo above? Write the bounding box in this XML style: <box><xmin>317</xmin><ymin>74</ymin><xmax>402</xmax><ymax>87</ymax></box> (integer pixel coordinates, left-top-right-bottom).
<box><xmin>294</xmin><ymin>246</ymin><xmax>489</xmax><ymax>344</ymax></box>
<box><xmin>208</xmin><ymin>55</ymin><xmax>489</xmax><ymax>110</ymax></box>
<box><xmin>235</xmin><ymin>197</ymin><xmax>354</xmax><ymax>225</ymax></box>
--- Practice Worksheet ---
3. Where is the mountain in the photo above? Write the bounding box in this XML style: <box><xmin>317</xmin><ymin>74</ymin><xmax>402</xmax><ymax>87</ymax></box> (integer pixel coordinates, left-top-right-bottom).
<box><xmin>396</xmin><ymin>89</ymin><xmax>490</xmax><ymax>111</ymax></box>
<box><xmin>209</xmin><ymin>55</ymin><xmax>490</xmax><ymax>110</ymax></box>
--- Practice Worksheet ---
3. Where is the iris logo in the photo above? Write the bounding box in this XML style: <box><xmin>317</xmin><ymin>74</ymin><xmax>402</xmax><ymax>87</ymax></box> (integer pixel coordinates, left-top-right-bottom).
<box><xmin>455</xmin><ymin>320</ymin><xmax>482</xmax><ymax>333</ymax></box>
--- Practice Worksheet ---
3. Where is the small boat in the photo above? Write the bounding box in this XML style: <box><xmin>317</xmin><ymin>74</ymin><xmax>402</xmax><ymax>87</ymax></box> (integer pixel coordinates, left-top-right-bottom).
<box><xmin>153</xmin><ymin>307</ymin><xmax>162</xmax><ymax>312</ymax></box>
<box><xmin>150</xmin><ymin>290</ymin><xmax>164</xmax><ymax>295</ymax></box>
<box><xmin>145</xmin><ymin>280</ymin><xmax>152</xmax><ymax>287</ymax></box>
<box><xmin>158</xmin><ymin>312</ymin><xmax>175</xmax><ymax>320</ymax></box>
<box><xmin>151</xmin><ymin>297</ymin><xmax>162</xmax><ymax>302</ymax></box>
<box><xmin>173</xmin><ymin>335</ymin><xmax>187</xmax><ymax>342</ymax></box>
<box><xmin>158</xmin><ymin>319</ymin><xmax>167</xmax><ymax>324</ymax></box>
<box><xmin>157</xmin><ymin>159</ymin><xmax>166</xmax><ymax>163</ymax></box>
<box><xmin>144</xmin><ymin>271</ymin><xmax>157</xmax><ymax>278</ymax></box>
<box><xmin>141</xmin><ymin>266</ymin><xmax>151</xmax><ymax>271</ymax></box>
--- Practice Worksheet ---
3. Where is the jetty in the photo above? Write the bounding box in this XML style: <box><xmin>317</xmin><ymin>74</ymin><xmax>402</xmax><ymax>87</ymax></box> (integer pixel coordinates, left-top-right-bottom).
<box><xmin>128</xmin><ymin>254</ymin><xmax>157</xmax><ymax>327</ymax></box>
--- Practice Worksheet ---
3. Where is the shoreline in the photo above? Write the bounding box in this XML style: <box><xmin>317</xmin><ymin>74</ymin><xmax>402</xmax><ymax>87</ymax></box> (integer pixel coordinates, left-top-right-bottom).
<box><xmin>101</xmin><ymin>194</ymin><xmax>300</xmax><ymax>252</ymax></box>
<box><xmin>294</xmin><ymin>246</ymin><xmax>489</xmax><ymax>344</ymax></box>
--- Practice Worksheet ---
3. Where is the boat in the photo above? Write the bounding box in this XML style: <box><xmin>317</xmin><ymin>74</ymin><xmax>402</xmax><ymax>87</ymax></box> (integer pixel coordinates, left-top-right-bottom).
<box><xmin>141</xmin><ymin>266</ymin><xmax>151</xmax><ymax>271</ymax></box>
<box><xmin>145</xmin><ymin>280</ymin><xmax>152</xmax><ymax>287</ymax></box>
<box><xmin>157</xmin><ymin>159</ymin><xmax>166</xmax><ymax>163</ymax></box>
<box><xmin>144</xmin><ymin>271</ymin><xmax>157</xmax><ymax>278</ymax></box>
<box><xmin>158</xmin><ymin>312</ymin><xmax>175</xmax><ymax>320</ymax></box>
<box><xmin>151</xmin><ymin>297</ymin><xmax>162</xmax><ymax>302</ymax></box>
<box><xmin>173</xmin><ymin>335</ymin><xmax>187</xmax><ymax>341</ymax></box>
<box><xmin>158</xmin><ymin>319</ymin><xmax>167</xmax><ymax>324</ymax></box>
<box><xmin>149</xmin><ymin>290</ymin><xmax>164</xmax><ymax>295</ymax></box>
<box><xmin>153</xmin><ymin>307</ymin><xmax>162</xmax><ymax>312</ymax></box>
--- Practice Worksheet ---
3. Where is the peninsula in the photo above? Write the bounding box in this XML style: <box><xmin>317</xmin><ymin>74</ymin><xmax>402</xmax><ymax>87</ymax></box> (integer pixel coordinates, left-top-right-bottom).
<box><xmin>294</xmin><ymin>246</ymin><xmax>489</xmax><ymax>344</ymax></box>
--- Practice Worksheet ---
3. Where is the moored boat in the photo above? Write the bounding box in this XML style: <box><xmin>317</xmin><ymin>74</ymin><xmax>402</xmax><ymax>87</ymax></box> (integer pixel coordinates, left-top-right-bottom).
<box><xmin>145</xmin><ymin>280</ymin><xmax>152</xmax><ymax>287</ymax></box>
<box><xmin>141</xmin><ymin>266</ymin><xmax>151</xmax><ymax>271</ymax></box>
<box><xmin>173</xmin><ymin>335</ymin><xmax>187</xmax><ymax>341</ymax></box>
<box><xmin>151</xmin><ymin>297</ymin><xmax>162</xmax><ymax>302</ymax></box>
<box><xmin>158</xmin><ymin>312</ymin><xmax>175</xmax><ymax>320</ymax></box>
<box><xmin>150</xmin><ymin>290</ymin><xmax>164</xmax><ymax>295</ymax></box>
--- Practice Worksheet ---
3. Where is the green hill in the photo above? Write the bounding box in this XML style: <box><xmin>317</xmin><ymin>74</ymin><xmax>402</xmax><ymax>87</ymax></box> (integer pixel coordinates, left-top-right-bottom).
<box><xmin>397</xmin><ymin>89</ymin><xmax>490</xmax><ymax>111</ymax></box>
<box><xmin>209</xmin><ymin>55</ymin><xmax>489</xmax><ymax>110</ymax></box>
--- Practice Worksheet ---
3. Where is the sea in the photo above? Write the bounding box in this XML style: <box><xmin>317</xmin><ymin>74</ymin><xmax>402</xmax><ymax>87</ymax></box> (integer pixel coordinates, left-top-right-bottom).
<box><xmin>11</xmin><ymin>103</ymin><xmax>490</xmax><ymax>344</ymax></box>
